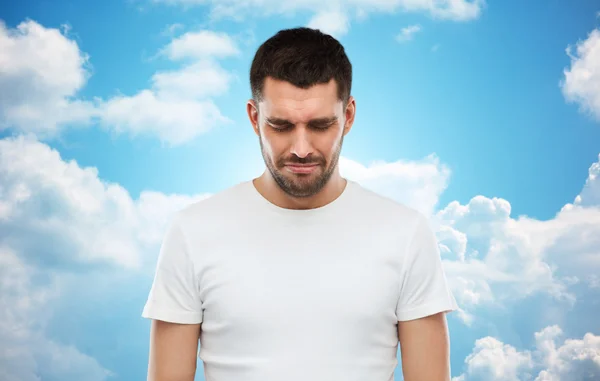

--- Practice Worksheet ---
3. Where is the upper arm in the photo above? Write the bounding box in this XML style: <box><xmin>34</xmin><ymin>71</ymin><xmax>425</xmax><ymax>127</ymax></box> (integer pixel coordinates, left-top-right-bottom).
<box><xmin>147</xmin><ymin>320</ymin><xmax>201</xmax><ymax>381</ymax></box>
<box><xmin>394</xmin><ymin>213</ymin><xmax>457</xmax><ymax>380</ymax></box>
<box><xmin>397</xmin><ymin>312</ymin><xmax>451</xmax><ymax>381</ymax></box>
<box><xmin>141</xmin><ymin>215</ymin><xmax>204</xmax><ymax>380</ymax></box>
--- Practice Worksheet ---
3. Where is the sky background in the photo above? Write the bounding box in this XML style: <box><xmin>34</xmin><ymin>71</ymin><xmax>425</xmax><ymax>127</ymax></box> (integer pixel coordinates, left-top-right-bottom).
<box><xmin>1</xmin><ymin>0</ymin><xmax>600</xmax><ymax>380</ymax></box>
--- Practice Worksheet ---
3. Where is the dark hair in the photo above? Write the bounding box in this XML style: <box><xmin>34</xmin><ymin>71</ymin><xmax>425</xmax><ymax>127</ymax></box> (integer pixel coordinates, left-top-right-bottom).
<box><xmin>250</xmin><ymin>27</ymin><xmax>352</xmax><ymax>105</ymax></box>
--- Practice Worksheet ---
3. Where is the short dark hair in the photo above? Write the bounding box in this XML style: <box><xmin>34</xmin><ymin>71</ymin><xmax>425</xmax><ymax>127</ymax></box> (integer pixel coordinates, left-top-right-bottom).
<box><xmin>249</xmin><ymin>27</ymin><xmax>352</xmax><ymax>105</ymax></box>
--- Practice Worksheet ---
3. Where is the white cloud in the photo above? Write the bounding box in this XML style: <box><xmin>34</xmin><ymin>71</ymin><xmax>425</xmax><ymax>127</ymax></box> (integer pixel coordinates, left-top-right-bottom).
<box><xmin>340</xmin><ymin>153</ymin><xmax>451</xmax><ymax>217</ymax></box>
<box><xmin>571</xmin><ymin>153</ymin><xmax>600</xmax><ymax>207</ymax></box>
<box><xmin>0</xmin><ymin>135</ymin><xmax>211</xmax><ymax>379</ymax></box>
<box><xmin>97</xmin><ymin>29</ymin><xmax>239</xmax><ymax>145</ymax></box>
<box><xmin>396</xmin><ymin>24</ymin><xmax>421</xmax><ymax>42</ymax></box>
<box><xmin>435</xmin><ymin>154</ymin><xmax>600</xmax><ymax>314</ymax></box>
<box><xmin>307</xmin><ymin>9</ymin><xmax>350</xmax><ymax>38</ymax></box>
<box><xmin>160</xmin><ymin>29</ymin><xmax>240</xmax><ymax>60</ymax></box>
<box><xmin>99</xmin><ymin>87</ymin><xmax>229</xmax><ymax>145</ymax></box>
<box><xmin>453</xmin><ymin>336</ymin><xmax>534</xmax><ymax>381</ymax></box>
<box><xmin>453</xmin><ymin>325</ymin><xmax>600</xmax><ymax>381</ymax></box>
<box><xmin>152</xmin><ymin>59</ymin><xmax>234</xmax><ymax>99</ymax></box>
<box><xmin>424</xmin><ymin>0</ymin><xmax>483</xmax><ymax>20</ymax></box>
<box><xmin>534</xmin><ymin>326</ymin><xmax>600</xmax><ymax>380</ymax></box>
<box><xmin>0</xmin><ymin>19</ymin><xmax>97</xmax><ymax>137</ymax></box>
<box><xmin>0</xmin><ymin>247</ymin><xmax>114</xmax><ymax>381</ymax></box>
<box><xmin>539</xmin><ymin>207</ymin><xmax>600</xmax><ymax>288</ymax></box>
<box><xmin>561</xmin><ymin>28</ymin><xmax>600</xmax><ymax>121</ymax></box>
<box><xmin>0</xmin><ymin>19</ymin><xmax>239</xmax><ymax>145</ymax></box>
<box><xmin>0</xmin><ymin>135</ymin><xmax>209</xmax><ymax>269</ymax></box>
<box><xmin>438</xmin><ymin>198</ymin><xmax>581</xmax><ymax>310</ymax></box>
<box><xmin>438</xmin><ymin>223</ymin><xmax>468</xmax><ymax>260</ymax></box>
<box><xmin>150</xmin><ymin>0</ymin><xmax>484</xmax><ymax>35</ymax></box>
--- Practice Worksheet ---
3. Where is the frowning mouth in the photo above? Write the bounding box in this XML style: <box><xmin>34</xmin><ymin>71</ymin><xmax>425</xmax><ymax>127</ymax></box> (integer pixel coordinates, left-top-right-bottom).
<box><xmin>284</xmin><ymin>164</ymin><xmax>319</xmax><ymax>174</ymax></box>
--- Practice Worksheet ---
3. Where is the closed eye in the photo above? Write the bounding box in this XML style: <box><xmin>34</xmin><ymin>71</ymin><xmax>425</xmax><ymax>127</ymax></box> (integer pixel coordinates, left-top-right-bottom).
<box><xmin>265</xmin><ymin>117</ymin><xmax>338</xmax><ymax>131</ymax></box>
<box><xmin>309</xmin><ymin>122</ymin><xmax>335</xmax><ymax>130</ymax></box>
<box><xmin>268</xmin><ymin>123</ymin><xmax>293</xmax><ymax>131</ymax></box>
<box><xmin>308</xmin><ymin>117</ymin><xmax>338</xmax><ymax>130</ymax></box>
<box><xmin>266</xmin><ymin>118</ymin><xmax>291</xmax><ymax>129</ymax></box>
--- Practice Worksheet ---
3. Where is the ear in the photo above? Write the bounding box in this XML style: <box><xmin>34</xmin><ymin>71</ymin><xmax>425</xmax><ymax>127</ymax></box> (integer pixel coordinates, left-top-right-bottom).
<box><xmin>247</xmin><ymin>99</ymin><xmax>260</xmax><ymax>137</ymax></box>
<box><xmin>343</xmin><ymin>96</ymin><xmax>356</xmax><ymax>136</ymax></box>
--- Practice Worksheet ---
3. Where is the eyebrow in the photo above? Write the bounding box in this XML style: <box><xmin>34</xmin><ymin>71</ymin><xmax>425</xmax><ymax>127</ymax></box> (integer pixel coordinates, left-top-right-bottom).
<box><xmin>265</xmin><ymin>116</ymin><xmax>338</xmax><ymax>127</ymax></box>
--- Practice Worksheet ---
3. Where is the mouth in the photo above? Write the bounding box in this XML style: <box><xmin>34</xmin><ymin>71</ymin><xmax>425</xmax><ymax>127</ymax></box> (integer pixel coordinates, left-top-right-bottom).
<box><xmin>284</xmin><ymin>164</ymin><xmax>319</xmax><ymax>174</ymax></box>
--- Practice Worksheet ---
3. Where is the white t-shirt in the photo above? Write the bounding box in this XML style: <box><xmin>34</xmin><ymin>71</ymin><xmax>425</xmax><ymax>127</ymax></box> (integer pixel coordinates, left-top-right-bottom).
<box><xmin>142</xmin><ymin>178</ymin><xmax>458</xmax><ymax>381</ymax></box>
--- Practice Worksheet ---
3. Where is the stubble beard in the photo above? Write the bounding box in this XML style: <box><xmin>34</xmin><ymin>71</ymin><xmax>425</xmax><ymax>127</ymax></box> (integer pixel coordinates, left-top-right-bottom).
<box><xmin>259</xmin><ymin>133</ymin><xmax>344</xmax><ymax>198</ymax></box>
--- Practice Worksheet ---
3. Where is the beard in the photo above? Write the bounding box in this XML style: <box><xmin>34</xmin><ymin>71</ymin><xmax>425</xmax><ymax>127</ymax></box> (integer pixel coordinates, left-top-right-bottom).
<box><xmin>259</xmin><ymin>133</ymin><xmax>344</xmax><ymax>198</ymax></box>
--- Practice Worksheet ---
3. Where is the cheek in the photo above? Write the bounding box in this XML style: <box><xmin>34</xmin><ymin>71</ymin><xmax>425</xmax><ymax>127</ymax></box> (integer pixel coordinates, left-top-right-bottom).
<box><xmin>324</xmin><ymin>131</ymin><xmax>344</xmax><ymax>154</ymax></box>
<box><xmin>260</xmin><ymin>133</ymin><xmax>280</xmax><ymax>157</ymax></box>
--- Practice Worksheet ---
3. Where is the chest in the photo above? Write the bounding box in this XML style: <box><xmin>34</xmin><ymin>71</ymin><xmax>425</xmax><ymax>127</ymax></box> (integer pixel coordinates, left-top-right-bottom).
<box><xmin>195</xmin><ymin>224</ymin><xmax>403</xmax><ymax>339</ymax></box>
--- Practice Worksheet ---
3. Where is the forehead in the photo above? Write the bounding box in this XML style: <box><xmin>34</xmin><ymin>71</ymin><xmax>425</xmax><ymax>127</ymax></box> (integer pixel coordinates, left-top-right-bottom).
<box><xmin>260</xmin><ymin>77</ymin><xmax>341</xmax><ymax>121</ymax></box>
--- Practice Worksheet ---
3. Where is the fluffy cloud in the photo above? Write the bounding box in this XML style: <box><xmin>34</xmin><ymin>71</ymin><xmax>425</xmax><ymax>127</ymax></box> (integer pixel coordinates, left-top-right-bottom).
<box><xmin>99</xmin><ymin>90</ymin><xmax>229</xmax><ymax>145</ymax></box>
<box><xmin>453</xmin><ymin>325</ymin><xmax>600</xmax><ymax>380</ymax></box>
<box><xmin>396</xmin><ymin>24</ymin><xmax>422</xmax><ymax>42</ymax></box>
<box><xmin>437</xmin><ymin>195</ymin><xmax>567</xmax><ymax>305</ymax></box>
<box><xmin>160</xmin><ymin>29</ymin><xmax>240</xmax><ymax>60</ymax></box>
<box><xmin>561</xmin><ymin>28</ymin><xmax>600</xmax><ymax>121</ymax></box>
<box><xmin>437</xmin><ymin>165</ymin><xmax>600</xmax><ymax>313</ymax></box>
<box><xmin>572</xmin><ymin>153</ymin><xmax>600</xmax><ymax>207</ymax></box>
<box><xmin>0</xmin><ymin>135</ymin><xmax>209</xmax><ymax>269</ymax></box>
<box><xmin>98</xmin><ymin>30</ymin><xmax>239</xmax><ymax>145</ymax></box>
<box><xmin>307</xmin><ymin>9</ymin><xmax>350</xmax><ymax>39</ymax></box>
<box><xmin>340</xmin><ymin>153</ymin><xmax>451</xmax><ymax>217</ymax></box>
<box><xmin>150</xmin><ymin>0</ymin><xmax>484</xmax><ymax>37</ymax></box>
<box><xmin>0</xmin><ymin>135</ymin><xmax>210</xmax><ymax>379</ymax></box>
<box><xmin>154</xmin><ymin>0</ymin><xmax>484</xmax><ymax>21</ymax></box>
<box><xmin>0</xmin><ymin>247</ymin><xmax>114</xmax><ymax>381</ymax></box>
<box><xmin>535</xmin><ymin>326</ymin><xmax>600</xmax><ymax>380</ymax></box>
<box><xmin>453</xmin><ymin>336</ymin><xmax>533</xmax><ymax>380</ymax></box>
<box><xmin>0</xmin><ymin>19</ymin><xmax>97</xmax><ymax>137</ymax></box>
<box><xmin>0</xmin><ymin>19</ymin><xmax>239</xmax><ymax>145</ymax></box>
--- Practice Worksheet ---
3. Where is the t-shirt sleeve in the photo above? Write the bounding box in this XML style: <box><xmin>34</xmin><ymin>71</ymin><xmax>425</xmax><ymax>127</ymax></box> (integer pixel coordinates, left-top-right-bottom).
<box><xmin>141</xmin><ymin>215</ymin><xmax>204</xmax><ymax>324</ymax></box>
<box><xmin>395</xmin><ymin>213</ymin><xmax>458</xmax><ymax>321</ymax></box>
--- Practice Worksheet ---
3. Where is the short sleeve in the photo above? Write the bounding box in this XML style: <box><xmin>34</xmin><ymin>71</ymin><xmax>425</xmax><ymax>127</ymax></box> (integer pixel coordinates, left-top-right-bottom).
<box><xmin>395</xmin><ymin>213</ymin><xmax>458</xmax><ymax>321</ymax></box>
<box><xmin>141</xmin><ymin>215</ymin><xmax>203</xmax><ymax>324</ymax></box>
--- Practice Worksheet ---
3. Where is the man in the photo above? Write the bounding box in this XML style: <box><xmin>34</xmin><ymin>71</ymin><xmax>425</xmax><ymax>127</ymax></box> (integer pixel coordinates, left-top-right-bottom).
<box><xmin>142</xmin><ymin>27</ymin><xmax>458</xmax><ymax>381</ymax></box>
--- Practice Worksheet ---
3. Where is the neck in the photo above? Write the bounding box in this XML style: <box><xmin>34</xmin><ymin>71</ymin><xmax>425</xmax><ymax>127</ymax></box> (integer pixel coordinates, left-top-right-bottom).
<box><xmin>253</xmin><ymin>170</ymin><xmax>347</xmax><ymax>210</ymax></box>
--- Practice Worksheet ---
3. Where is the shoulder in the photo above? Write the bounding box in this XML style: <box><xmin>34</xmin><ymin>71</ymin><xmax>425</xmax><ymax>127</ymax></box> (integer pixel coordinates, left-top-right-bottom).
<box><xmin>171</xmin><ymin>181</ymin><xmax>250</xmax><ymax>230</ymax></box>
<box><xmin>349</xmin><ymin>180</ymin><xmax>425</xmax><ymax>228</ymax></box>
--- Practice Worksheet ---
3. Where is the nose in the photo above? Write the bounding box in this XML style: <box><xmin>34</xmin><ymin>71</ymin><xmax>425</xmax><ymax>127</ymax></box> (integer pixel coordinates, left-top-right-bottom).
<box><xmin>289</xmin><ymin>127</ymin><xmax>313</xmax><ymax>159</ymax></box>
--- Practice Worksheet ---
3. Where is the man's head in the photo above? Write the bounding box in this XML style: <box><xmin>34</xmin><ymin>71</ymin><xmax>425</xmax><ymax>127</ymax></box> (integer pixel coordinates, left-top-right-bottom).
<box><xmin>247</xmin><ymin>27</ymin><xmax>356</xmax><ymax>198</ymax></box>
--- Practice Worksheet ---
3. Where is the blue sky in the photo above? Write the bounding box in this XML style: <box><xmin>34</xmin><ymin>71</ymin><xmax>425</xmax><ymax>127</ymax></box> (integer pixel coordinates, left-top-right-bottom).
<box><xmin>1</xmin><ymin>0</ymin><xmax>600</xmax><ymax>380</ymax></box>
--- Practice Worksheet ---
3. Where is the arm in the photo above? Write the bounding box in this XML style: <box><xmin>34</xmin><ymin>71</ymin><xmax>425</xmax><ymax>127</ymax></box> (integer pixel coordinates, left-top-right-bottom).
<box><xmin>147</xmin><ymin>320</ymin><xmax>201</xmax><ymax>381</ymax></box>
<box><xmin>395</xmin><ymin>213</ymin><xmax>457</xmax><ymax>380</ymax></box>
<box><xmin>141</xmin><ymin>215</ymin><xmax>205</xmax><ymax>380</ymax></box>
<box><xmin>397</xmin><ymin>312</ymin><xmax>451</xmax><ymax>381</ymax></box>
